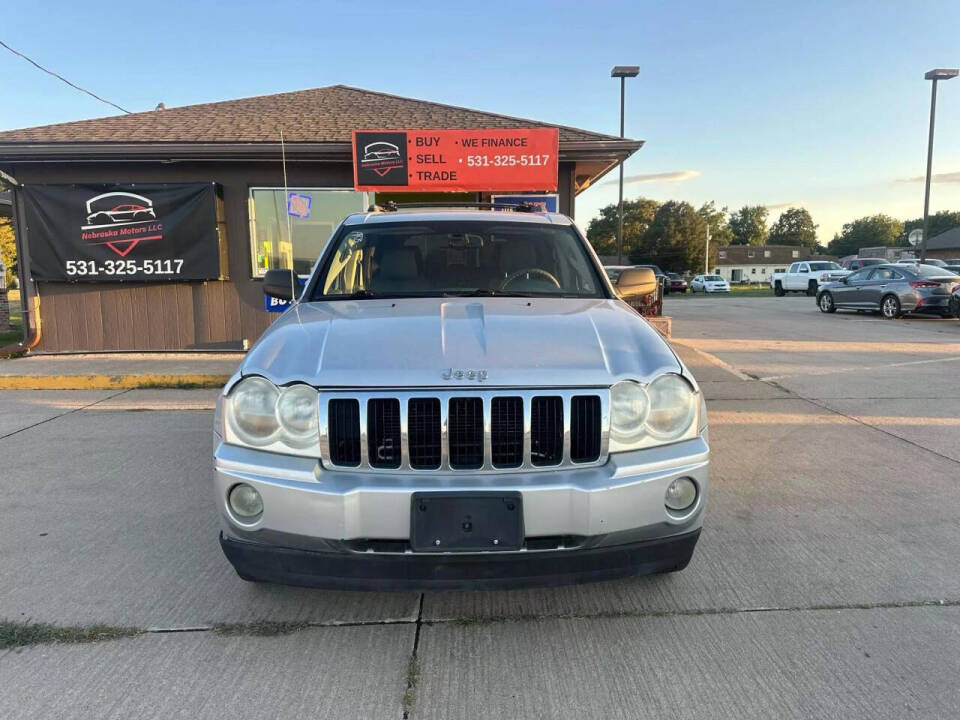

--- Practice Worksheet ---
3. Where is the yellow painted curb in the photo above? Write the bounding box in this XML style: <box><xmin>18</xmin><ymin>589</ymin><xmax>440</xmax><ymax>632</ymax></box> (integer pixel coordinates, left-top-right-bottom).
<box><xmin>0</xmin><ymin>374</ymin><xmax>230</xmax><ymax>390</ymax></box>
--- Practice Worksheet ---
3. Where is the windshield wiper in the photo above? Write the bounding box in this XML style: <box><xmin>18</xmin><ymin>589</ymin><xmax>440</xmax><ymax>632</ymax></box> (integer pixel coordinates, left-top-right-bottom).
<box><xmin>442</xmin><ymin>289</ymin><xmax>535</xmax><ymax>298</ymax></box>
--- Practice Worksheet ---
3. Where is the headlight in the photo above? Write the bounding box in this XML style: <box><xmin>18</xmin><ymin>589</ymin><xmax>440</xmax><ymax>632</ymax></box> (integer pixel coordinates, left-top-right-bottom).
<box><xmin>277</xmin><ymin>384</ymin><xmax>320</xmax><ymax>447</ymax></box>
<box><xmin>610</xmin><ymin>381</ymin><xmax>650</xmax><ymax>445</ymax></box>
<box><xmin>227</xmin><ymin>377</ymin><xmax>279</xmax><ymax>445</ymax></box>
<box><xmin>609</xmin><ymin>374</ymin><xmax>700</xmax><ymax>453</ymax></box>
<box><xmin>646</xmin><ymin>374</ymin><xmax>697</xmax><ymax>441</ymax></box>
<box><xmin>224</xmin><ymin>377</ymin><xmax>319</xmax><ymax>456</ymax></box>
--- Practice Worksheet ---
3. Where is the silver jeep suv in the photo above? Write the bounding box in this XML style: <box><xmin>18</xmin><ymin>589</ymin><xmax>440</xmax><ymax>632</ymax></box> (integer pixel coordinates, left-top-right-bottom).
<box><xmin>213</xmin><ymin>208</ymin><xmax>709</xmax><ymax>589</ymax></box>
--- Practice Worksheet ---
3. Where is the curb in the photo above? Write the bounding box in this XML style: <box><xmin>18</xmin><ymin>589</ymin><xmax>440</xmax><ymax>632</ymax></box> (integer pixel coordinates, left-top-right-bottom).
<box><xmin>0</xmin><ymin>374</ymin><xmax>230</xmax><ymax>391</ymax></box>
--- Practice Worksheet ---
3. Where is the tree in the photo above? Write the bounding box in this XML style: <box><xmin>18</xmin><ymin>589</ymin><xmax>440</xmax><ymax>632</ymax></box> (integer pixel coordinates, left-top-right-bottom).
<box><xmin>585</xmin><ymin>198</ymin><xmax>660</xmax><ymax>257</ymax></box>
<box><xmin>826</xmin><ymin>214</ymin><xmax>904</xmax><ymax>258</ymax></box>
<box><xmin>901</xmin><ymin>210</ymin><xmax>960</xmax><ymax>245</ymax></box>
<box><xmin>631</xmin><ymin>200</ymin><xmax>709</xmax><ymax>272</ymax></box>
<box><xmin>697</xmin><ymin>201</ymin><xmax>734</xmax><ymax>247</ymax></box>
<box><xmin>768</xmin><ymin>207</ymin><xmax>818</xmax><ymax>250</ymax></box>
<box><xmin>0</xmin><ymin>217</ymin><xmax>16</xmax><ymax>289</ymax></box>
<box><xmin>728</xmin><ymin>205</ymin><xmax>769</xmax><ymax>245</ymax></box>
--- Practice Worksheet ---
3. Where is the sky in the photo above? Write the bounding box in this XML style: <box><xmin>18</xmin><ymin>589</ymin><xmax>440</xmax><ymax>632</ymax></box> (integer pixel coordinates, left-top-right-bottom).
<box><xmin>2</xmin><ymin>0</ymin><xmax>959</xmax><ymax>242</ymax></box>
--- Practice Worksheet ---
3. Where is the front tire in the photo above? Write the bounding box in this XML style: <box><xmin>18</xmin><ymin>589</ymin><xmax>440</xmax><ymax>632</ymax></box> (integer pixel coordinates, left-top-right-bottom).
<box><xmin>806</xmin><ymin>280</ymin><xmax>818</xmax><ymax>297</ymax></box>
<box><xmin>950</xmin><ymin>294</ymin><xmax>960</xmax><ymax>319</ymax></box>
<box><xmin>774</xmin><ymin>282</ymin><xmax>785</xmax><ymax>297</ymax></box>
<box><xmin>818</xmin><ymin>292</ymin><xmax>837</xmax><ymax>313</ymax></box>
<box><xmin>881</xmin><ymin>294</ymin><xmax>902</xmax><ymax>319</ymax></box>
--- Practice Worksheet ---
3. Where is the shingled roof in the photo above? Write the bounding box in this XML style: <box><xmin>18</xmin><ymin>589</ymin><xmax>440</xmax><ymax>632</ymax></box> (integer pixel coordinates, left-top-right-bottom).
<box><xmin>0</xmin><ymin>85</ymin><xmax>626</xmax><ymax>146</ymax></box>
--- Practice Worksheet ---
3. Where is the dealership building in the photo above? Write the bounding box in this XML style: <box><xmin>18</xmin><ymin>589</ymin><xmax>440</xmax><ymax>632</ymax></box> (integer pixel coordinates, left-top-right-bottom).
<box><xmin>0</xmin><ymin>85</ymin><xmax>641</xmax><ymax>352</ymax></box>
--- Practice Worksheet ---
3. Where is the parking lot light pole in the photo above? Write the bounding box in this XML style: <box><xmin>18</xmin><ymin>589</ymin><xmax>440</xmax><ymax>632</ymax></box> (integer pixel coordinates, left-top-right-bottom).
<box><xmin>920</xmin><ymin>68</ymin><xmax>958</xmax><ymax>263</ymax></box>
<box><xmin>611</xmin><ymin>66</ymin><xmax>639</xmax><ymax>265</ymax></box>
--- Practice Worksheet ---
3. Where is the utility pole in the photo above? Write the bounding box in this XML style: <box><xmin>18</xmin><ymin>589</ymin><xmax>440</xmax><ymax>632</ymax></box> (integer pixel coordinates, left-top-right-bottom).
<box><xmin>920</xmin><ymin>68</ymin><xmax>958</xmax><ymax>262</ymax></box>
<box><xmin>611</xmin><ymin>66</ymin><xmax>639</xmax><ymax>265</ymax></box>
<box><xmin>704</xmin><ymin>226</ymin><xmax>711</xmax><ymax>275</ymax></box>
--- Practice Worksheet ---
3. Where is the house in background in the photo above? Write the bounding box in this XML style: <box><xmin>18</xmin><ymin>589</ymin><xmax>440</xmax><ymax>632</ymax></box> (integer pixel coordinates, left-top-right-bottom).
<box><xmin>715</xmin><ymin>245</ymin><xmax>834</xmax><ymax>284</ymax></box>
<box><xmin>923</xmin><ymin>226</ymin><xmax>960</xmax><ymax>261</ymax></box>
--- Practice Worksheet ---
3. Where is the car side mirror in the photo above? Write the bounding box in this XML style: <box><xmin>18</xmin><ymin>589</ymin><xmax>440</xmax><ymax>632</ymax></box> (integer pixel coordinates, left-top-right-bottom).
<box><xmin>615</xmin><ymin>267</ymin><xmax>657</xmax><ymax>298</ymax></box>
<box><xmin>262</xmin><ymin>269</ymin><xmax>302</xmax><ymax>301</ymax></box>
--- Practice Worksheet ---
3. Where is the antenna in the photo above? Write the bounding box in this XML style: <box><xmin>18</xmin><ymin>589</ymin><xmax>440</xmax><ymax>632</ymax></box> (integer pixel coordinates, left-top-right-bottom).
<box><xmin>280</xmin><ymin>128</ymin><xmax>297</xmax><ymax>306</ymax></box>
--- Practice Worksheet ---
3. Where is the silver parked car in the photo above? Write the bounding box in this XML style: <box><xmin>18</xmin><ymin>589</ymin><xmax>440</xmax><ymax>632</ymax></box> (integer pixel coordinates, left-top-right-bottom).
<box><xmin>690</xmin><ymin>274</ymin><xmax>730</xmax><ymax>293</ymax></box>
<box><xmin>214</xmin><ymin>209</ymin><xmax>709</xmax><ymax>589</ymax></box>
<box><xmin>817</xmin><ymin>263</ymin><xmax>960</xmax><ymax>319</ymax></box>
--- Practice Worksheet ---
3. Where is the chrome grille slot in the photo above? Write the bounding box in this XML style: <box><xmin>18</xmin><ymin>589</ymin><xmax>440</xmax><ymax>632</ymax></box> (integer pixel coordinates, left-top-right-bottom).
<box><xmin>368</xmin><ymin>398</ymin><xmax>401</xmax><ymax>468</ymax></box>
<box><xmin>328</xmin><ymin>399</ymin><xmax>360</xmax><ymax>466</ymax></box>
<box><xmin>448</xmin><ymin>398</ymin><xmax>484</xmax><ymax>469</ymax></box>
<box><xmin>570</xmin><ymin>395</ymin><xmax>601</xmax><ymax>463</ymax></box>
<box><xmin>531</xmin><ymin>396</ymin><xmax>563</xmax><ymax>466</ymax></box>
<box><xmin>491</xmin><ymin>397</ymin><xmax>524</xmax><ymax>468</ymax></box>
<box><xmin>408</xmin><ymin>398</ymin><xmax>442</xmax><ymax>469</ymax></box>
<box><xmin>319</xmin><ymin>389</ymin><xmax>608</xmax><ymax>473</ymax></box>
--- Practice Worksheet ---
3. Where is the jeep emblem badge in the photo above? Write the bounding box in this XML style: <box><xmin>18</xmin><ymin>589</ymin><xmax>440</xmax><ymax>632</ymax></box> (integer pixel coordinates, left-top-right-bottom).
<box><xmin>442</xmin><ymin>368</ymin><xmax>488</xmax><ymax>382</ymax></box>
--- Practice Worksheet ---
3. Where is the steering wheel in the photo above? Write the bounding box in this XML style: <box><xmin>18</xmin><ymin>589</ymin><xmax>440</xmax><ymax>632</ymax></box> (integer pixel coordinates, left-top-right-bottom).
<box><xmin>498</xmin><ymin>268</ymin><xmax>561</xmax><ymax>291</ymax></box>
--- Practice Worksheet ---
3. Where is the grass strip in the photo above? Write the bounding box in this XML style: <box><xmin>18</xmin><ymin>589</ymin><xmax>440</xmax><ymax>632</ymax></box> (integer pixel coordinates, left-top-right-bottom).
<box><xmin>0</xmin><ymin>620</ymin><xmax>141</xmax><ymax>649</ymax></box>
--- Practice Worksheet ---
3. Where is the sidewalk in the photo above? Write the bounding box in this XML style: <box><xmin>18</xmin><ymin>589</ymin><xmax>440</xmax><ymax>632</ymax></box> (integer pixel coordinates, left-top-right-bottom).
<box><xmin>0</xmin><ymin>353</ymin><xmax>243</xmax><ymax>390</ymax></box>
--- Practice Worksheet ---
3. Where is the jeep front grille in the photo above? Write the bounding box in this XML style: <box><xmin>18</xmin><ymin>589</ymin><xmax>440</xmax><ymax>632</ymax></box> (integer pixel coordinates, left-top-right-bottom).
<box><xmin>320</xmin><ymin>389</ymin><xmax>609</xmax><ymax>473</ymax></box>
<box><xmin>367</xmin><ymin>398</ymin><xmax>401</xmax><ymax>469</ymax></box>
<box><xmin>491</xmin><ymin>397</ymin><xmax>523</xmax><ymax>468</ymax></box>
<box><xmin>328</xmin><ymin>399</ymin><xmax>361</xmax><ymax>466</ymax></box>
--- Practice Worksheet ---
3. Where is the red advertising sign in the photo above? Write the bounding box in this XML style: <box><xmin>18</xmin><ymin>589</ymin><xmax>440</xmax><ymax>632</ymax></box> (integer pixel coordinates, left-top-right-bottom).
<box><xmin>352</xmin><ymin>128</ymin><xmax>559</xmax><ymax>192</ymax></box>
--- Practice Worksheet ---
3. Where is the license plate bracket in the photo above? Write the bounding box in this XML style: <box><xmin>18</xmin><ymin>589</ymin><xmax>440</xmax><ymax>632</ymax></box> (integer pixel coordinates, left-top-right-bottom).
<box><xmin>410</xmin><ymin>492</ymin><xmax>523</xmax><ymax>552</ymax></box>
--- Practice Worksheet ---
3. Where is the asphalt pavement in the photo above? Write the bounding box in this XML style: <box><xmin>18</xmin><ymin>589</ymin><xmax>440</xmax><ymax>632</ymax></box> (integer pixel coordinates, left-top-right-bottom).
<box><xmin>1</xmin><ymin>296</ymin><xmax>959</xmax><ymax>719</ymax></box>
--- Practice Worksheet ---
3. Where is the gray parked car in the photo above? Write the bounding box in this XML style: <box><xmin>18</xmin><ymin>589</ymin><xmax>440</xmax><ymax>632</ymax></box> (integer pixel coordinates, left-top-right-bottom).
<box><xmin>214</xmin><ymin>209</ymin><xmax>709</xmax><ymax>590</ymax></box>
<box><xmin>817</xmin><ymin>263</ymin><xmax>960</xmax><ymax>319</ymax></box>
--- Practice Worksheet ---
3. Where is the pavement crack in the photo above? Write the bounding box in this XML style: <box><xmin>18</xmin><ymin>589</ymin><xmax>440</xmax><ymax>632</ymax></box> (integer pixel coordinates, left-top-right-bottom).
<box><xmin>434</xmin><ymin>597</ymin><xmax>960</xmax><ymax>627</ymax></box>
<box><xmin>402</xmin><ymin>594</ymin><xmax>425</xmax><ymax>719</ymax></box>
<box><xmin>0</xmin><ymin>388</ymin><xmax>132</xmax><ymax>441</ymax></box>
<box><xmin>798</xmin><ymin>395</ymin><xmax>960</xmax><ymax>467</ymax></box>
<box><xmin>3</xmin><ymin>598</ymin><xmax>958</xmax><ymax>651</ymax></box>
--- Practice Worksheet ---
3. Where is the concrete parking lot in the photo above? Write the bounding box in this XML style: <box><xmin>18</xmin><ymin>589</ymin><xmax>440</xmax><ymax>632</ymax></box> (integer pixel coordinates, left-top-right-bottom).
<box><xmin>2</xmin><ymin>296</ymin><xmax>959</xmax><ymax>719</ymax></box>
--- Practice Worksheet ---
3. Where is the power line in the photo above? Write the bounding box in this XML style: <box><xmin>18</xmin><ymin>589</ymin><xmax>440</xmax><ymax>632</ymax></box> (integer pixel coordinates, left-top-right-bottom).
<box><xmin>0</xmin><ymin>39</ymin><xmax>132</xmax><ymax>114</ymax></box>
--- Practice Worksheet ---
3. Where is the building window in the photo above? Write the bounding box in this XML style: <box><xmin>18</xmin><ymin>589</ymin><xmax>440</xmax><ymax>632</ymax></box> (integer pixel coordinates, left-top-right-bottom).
<box><xmin>761</xmin><ymin>268</ymin><xmax>766</xmax><ymax>273</ymax></box>
<box><xmin>751</xmin><ymin>268</ymin><xmax>757</xmax><ymax>274</ymax></box>
<box><xmin>718</xmin><ymin>250</ymin><xmax>727</xmax><ymax>259</ymax></box>
<box><xmin>792</xmin><ymin>250</ymin><xmax>799</xmax><ymax>258</ymax></box>
<box><xmin>248</xmin><ymin>188</ymin><xmax>368</xmax><ymax>277</ymax></box>
<box><xmin>764</xmin><ymin>250</ymin><xmax>771</xmax><ymax>258</ymax></box>
<box><xmin>747</xmin><ymin>249</ymin><xmax>755</xmax><ymax>258</ymax></box>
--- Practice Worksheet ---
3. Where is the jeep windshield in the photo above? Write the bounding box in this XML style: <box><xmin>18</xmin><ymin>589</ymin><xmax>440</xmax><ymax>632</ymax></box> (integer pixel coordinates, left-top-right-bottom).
<box><xmin>311</xmin><ymin>220</ymin><xmax>607</xmax><ymax>299</ymax></box>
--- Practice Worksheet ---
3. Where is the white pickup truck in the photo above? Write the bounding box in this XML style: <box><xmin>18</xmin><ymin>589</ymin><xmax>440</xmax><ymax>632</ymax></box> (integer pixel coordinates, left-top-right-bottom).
<box><xmin>771</xmin><ymin>261</ymin><xmax>848</xmax><ymax>297</ymax></box>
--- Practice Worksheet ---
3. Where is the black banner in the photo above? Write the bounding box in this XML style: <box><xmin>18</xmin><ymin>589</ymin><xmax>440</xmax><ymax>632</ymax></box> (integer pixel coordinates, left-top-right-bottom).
<box><xmin>23</xmin><ymin>183</ymin><xmax>222</xmax><ymax>282</ymax></box>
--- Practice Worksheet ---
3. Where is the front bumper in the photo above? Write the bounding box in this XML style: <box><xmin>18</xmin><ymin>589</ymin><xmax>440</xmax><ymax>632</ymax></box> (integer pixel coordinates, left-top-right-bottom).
<box><xmin>221</xmin><ymin>528</ymin><xmax>701</xmax><ymax>590</ymax></box>
<box><xmin>213</xmin><ymin>434</ymin><xmax>708</xmax><ymax>588</ymax></box>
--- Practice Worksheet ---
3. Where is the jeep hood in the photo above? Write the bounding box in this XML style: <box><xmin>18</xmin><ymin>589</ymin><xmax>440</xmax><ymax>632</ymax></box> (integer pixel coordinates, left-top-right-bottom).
<box><xmin>240</xmin><ymin>297</ymin><xmax>681</xmax><ymax>388</ymax></box>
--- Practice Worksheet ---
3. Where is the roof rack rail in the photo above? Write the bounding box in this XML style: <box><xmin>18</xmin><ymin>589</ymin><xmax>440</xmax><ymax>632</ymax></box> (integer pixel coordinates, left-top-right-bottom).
<box><xmin>367</xmin><ymin>201</ymin><xmax>398</xmax><ymax>212</ymax></box>
<box><xmin>366</xmin><ymin>201</ymin><xmax>544</xmax><ymax>213</ymax></box>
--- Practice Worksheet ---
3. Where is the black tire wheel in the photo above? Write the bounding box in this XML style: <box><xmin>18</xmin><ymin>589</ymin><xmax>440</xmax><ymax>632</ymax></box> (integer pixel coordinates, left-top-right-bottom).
<box><xmin>774</xmin><ymin>282</ymin><xmax>785</xmax><ymax>297</ymax></box>
<box><xmin>682</xmin><ymin>288</ymin><xmax>687</xmax><ymax>294</ymax></box>
<box><xmin>818</xmin><ymin>292</ymin><xmax>837</xmax><ymax>313</ymax></box>
<box><xmin>881</xmin><ymin>294</ymin><xmax>902</xmax><ymax>320</ymax></box>
<box><xmin>950</xmin><ymin>295</ymin><xmax>960</xmax><ymax>319</ymax></box>
<box><xmin>806</xmin><ymin>280</ymin><xmax>818</xmax><ymax>297</ymax></box>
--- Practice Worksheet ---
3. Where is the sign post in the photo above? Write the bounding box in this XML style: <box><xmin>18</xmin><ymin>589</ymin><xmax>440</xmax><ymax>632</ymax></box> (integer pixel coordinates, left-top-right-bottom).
<box><xmin>352</xmin><ymin>129</ymin><xmax>559</xmax><ymax>192</ymax></box>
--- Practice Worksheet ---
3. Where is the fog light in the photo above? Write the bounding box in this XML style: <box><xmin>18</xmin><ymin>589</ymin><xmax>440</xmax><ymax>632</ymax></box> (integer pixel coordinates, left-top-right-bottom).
<box><xmin>665</xmin><ymin>477</ymin><xmax>697</xmax><ymax>511</ymax></box>
<box><xmin>229</xmin><ymin>483</ymin><xmax>263</xmax><ymax>519</ymax></box>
